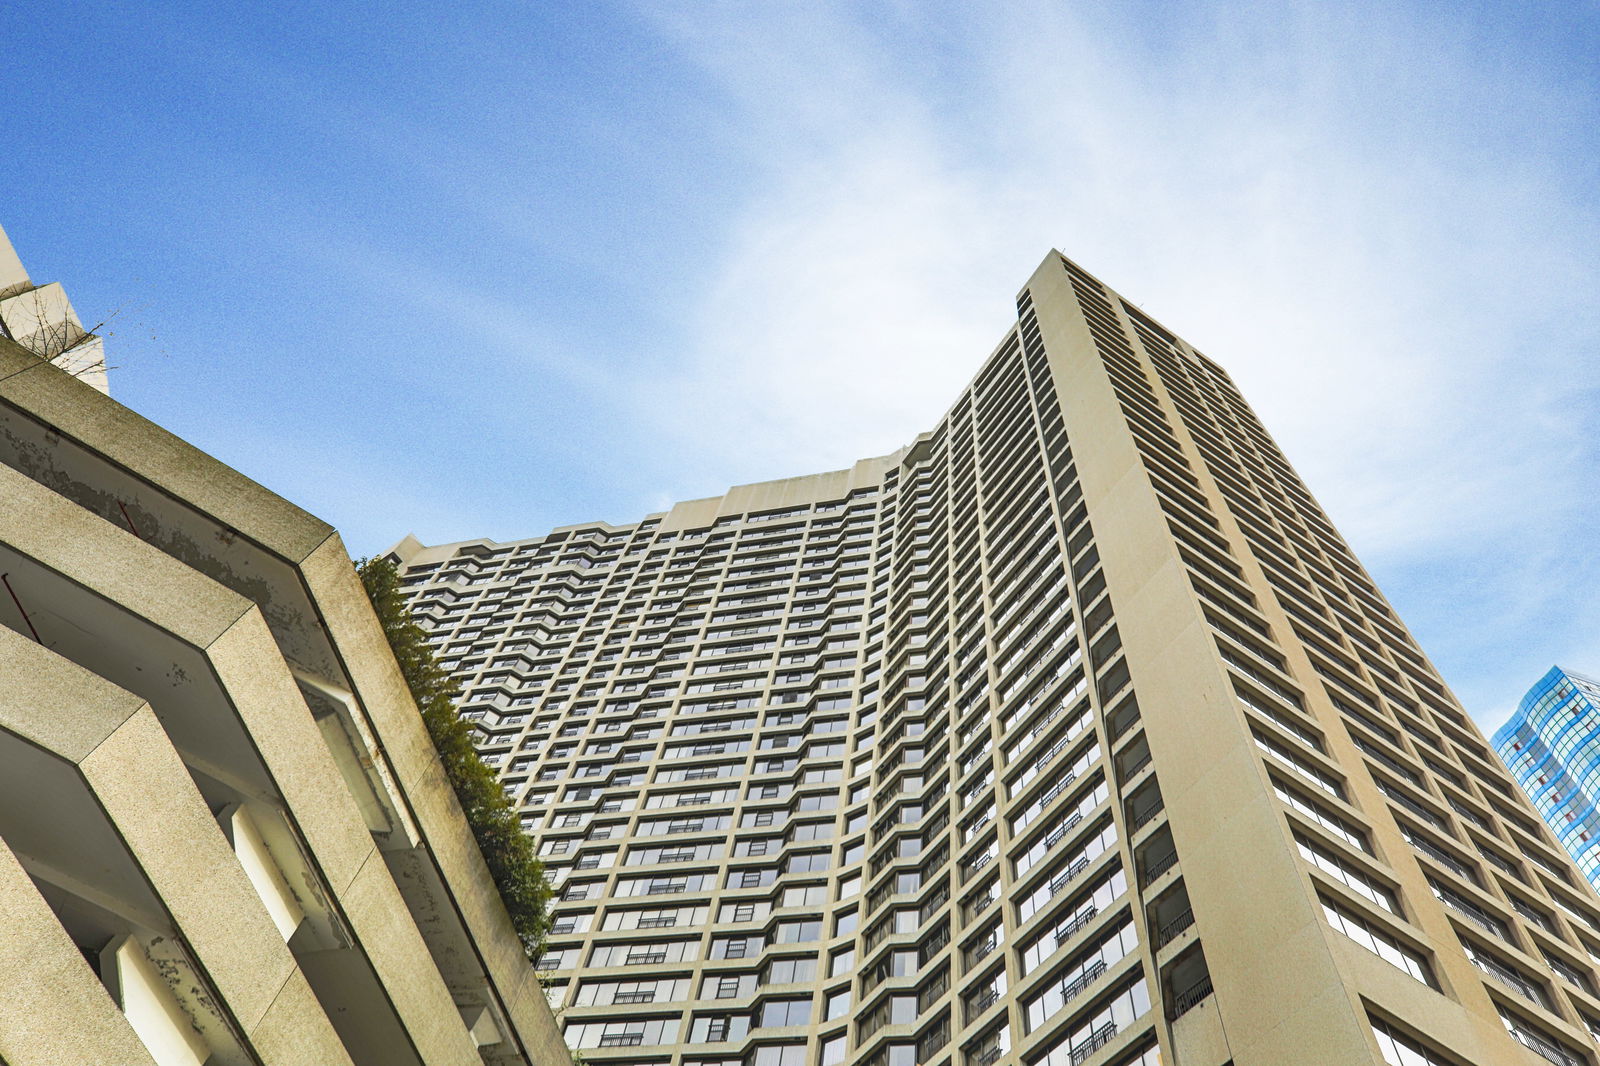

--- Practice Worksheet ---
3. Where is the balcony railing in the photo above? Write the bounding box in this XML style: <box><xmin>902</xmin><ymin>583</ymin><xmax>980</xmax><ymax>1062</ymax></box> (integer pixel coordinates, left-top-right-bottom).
<box><xmin>1408</xmin><ymin>835</ymin><xmax>1474</xmax><ymax>879</ymax></box>
<box><xmin>964</xmin><ymin>937</ymin><xmax>999</xmax><ymax>966</ymax></box>
<box><xmin>965</xmin><ymin>894</ymin><xmax>998</xmax><ymax>921</ymax></box>
<box><xmin>1446</xmin><ymin>797</ymin><xmax>1490</xmax><ymax>831</ymax></box>
<box><xmin>1059</xmin><ymin>959</ymin><xmax>1108</xmax><ymax>1005</ymax></box>
<box><xmin>1119</xmin><ymin>751</ymin><xmax>1152</xmax><ymax>781</ymax></box>
<box><xmin>1039</xmin><ymin>770</ymin><xmax>1081</xmax><ymax>809</ymax></box>
<box><xmin>1048</xmin><ymin>856</ymin><xmax>1092</xmax><ymax>896</ymax></box>
<box><xmin>1069</xmin><ymin>1022</ymin><xmax>1117</xmax><ymax>1065</ymax></box>
<box><xmin>1142</xmin><ymin>850</ymin><xmax>1177</xmax><ymax>885</ymax></box>
<box><xmin>1384</xmin><ymin>787</ymin><xmax>1446</xmax><ymax>829</ymax></box>
<box><xmin>1352</xmin><ymin>738</ymin><xmax>1421</xmax><ymax>785</ymax></box>
<box><xmin>1510</xmin><ymin>898</ymin><xmax>1555</xmax><ymax>932</ymax></box>
<box><xmin>962</xmin><ymin>850</ymin><xmax>996</xmax><ymax>881</ymax></box>
<box><xmin>1168</xmin><ymin>975</ymin><xmax>1215</xmax><ymax>1019</ymax></box>
<box><xmin>1157</xmin><ymin>908</ymin><xmax>1195</xmax><ymax>947</ymax></box>
<box><xmin>964</xmin><ymin>988</ymin><xmax>1002</xmax><ymax>1023</ymax></box>
<box><xmin>1505</xmin><ymin>1025</ymin><xmax>1584</xmax><ymax>1066</ymax></box>
<box><xmin>1435</xmin><ymin>891</ymin><xmax>1506</xmax><ymax>940</ymax></box>
<box><xmin>1471</xmin><ymin>955</ymin><xmax>1545</xmax><ymax>1007</ymax></box>
<box><xmin>1055</xmin><ymin>905</ymin><xmax>1098</xmax><ymax>948</ymax></box>
<box><xmin>636</xmin><ymin>916</ymin><xmax>679</xmax><ymax>929</ymax></box>
<box><xmin>1045</xmin><ymin>812</ymin><xmax>1085</xmax><ymax>849</ymax></box>
<box><xmin>1131</xmin><ymin>803</ymin><xmax>1164</xmax><ymax>830</ymax></box>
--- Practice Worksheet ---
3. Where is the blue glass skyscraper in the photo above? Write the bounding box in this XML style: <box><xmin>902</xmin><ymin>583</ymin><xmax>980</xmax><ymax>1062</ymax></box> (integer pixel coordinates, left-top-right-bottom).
<box><xmin>1494</xmin><ymin>666</ymin><xmax>1600</xmax><ymax>888</ymax></box>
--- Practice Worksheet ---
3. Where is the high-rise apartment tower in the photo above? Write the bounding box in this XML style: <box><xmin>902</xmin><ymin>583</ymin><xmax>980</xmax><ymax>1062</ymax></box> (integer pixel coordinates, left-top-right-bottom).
<box><xmin>1495</xmin><ymin>667</ymin><xmax>1600</xmax><ymax>891</ymax></box>
<box><xmin>391</xmin><ymin>253</ymin><xmax>1600</xmax><ymax>1066</ymax></box>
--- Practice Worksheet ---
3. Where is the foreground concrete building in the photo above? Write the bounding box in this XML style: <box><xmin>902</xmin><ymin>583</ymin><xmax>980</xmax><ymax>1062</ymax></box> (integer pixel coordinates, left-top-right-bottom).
<box><xmin>392</xmin><ymin>253</ymin><xmax>1600</xmax><ymax>1066</ymax></box>
<box><xmin>0</xmin><ymin>336</ymin><xmax>568</xmax><ymax>1065</ymax></box>
<box><xmin>0</xmin><ymin>222</ymin><xmax>110</xmax><ymax>394</ymax></box>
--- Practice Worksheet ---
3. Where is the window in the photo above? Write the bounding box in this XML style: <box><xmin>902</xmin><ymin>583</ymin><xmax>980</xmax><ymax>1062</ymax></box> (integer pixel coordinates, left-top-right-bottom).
<box><xmin>761</xmin><ymin>998</ymin><xmax>814</xmax><ymax>1027</ymax></box>
<box><xmin>690</xmin><ymin>1014</ymin><xmax>751</xmax><ymax>1043</ymax></box>
<box><xmin>564</xmin><ymin>1017</ymin><xmax>680</xmax><ymax>1049</ymax></box>
<box><xmin>1320</xmin><ymin>898</ymin><xmax>1434</xmax><ymax>986</ymax></box>
<box><xmin>713</xmin><ymin>975</ymin><xmax>751</xmax><ymax>1000</ymax></box>
<box><xmin>1021</xmin><ymin>918</ymin><xmax>1140</xmax><ymax>1032</ymax></box>
<box><xmin>1273</xmin><ymin>779</ymin><xmax>1369</xmax><ymax>852</ymax></box>
<box><xmin>752</xmin><ymin>1043</ymin><xmax>807</xmax><ymax>1066</ymax></box>
<box><xmin>715</xmin><ymin>935</ymin><xmax>765</xmax><ymax>960</ymax></box>
<box><xmin>1370</xmin><ymin>1017</ymin><xmax>1461</xmax><ymax>1066</ymax></box>
<box><xmin>1498</xmin><ymin>1008</ymin><xmax>1586</xmax><ymax>1066</ymax></box>
<box><xmin>784</xmin><ymin>885</ymin><xmax>829</xmax><ymax>907</ymax></box>
<box><xmin>1296</xmin><ymin>835</ymin><xmax>1399</xmax><ymax>914</ymax></box>
<box><xmin>776</xmin><ymin>920</ymin><xmax>823</xmax><ymax>943</ymax></box>
<box><xmin>764</xmin><ymin>957</ymin><xmax>819</xmax><ymax>985</ymax></box>
<box><xmin>1032</xmin><ymin>980</ymin><xmax>1150</xmax><ymax>1066</ymax></box>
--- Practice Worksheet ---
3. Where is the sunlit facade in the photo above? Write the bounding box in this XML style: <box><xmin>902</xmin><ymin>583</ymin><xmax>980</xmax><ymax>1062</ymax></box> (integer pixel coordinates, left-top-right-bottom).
<box><xmin>393</xmin><ymin>252</ymin><xmax>1600</xmax><ymax>1066</ymax></box>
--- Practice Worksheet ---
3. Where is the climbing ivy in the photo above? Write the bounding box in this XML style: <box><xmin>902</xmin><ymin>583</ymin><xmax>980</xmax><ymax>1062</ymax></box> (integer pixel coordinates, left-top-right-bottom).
<box><xmin>358</xmin><ymin>556</ymin><xmax>551</xmax><ymax>960</ymax></box>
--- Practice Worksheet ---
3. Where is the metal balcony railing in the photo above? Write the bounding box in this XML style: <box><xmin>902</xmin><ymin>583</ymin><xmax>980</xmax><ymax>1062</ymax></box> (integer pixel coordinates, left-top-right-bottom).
<box><xmin>1168</xmin><ymin>976</ymin><xmax>1215</xmax><ymax>1020</ymax></box>
<box><xmin>1131</xmin><ymin>803</ymin><xmax>1164</xmax><ymax>830</ymax></box>
<box><xmin>1055</xmin><ymin>905</ymin><xmax>1099</xmax><ymax>948</ymax></box>
<box><xmin>964</xmin><ymin>988</ymin><xmax>1002</xmax><ymax>1022</ymax></box>
<box><xmin>1039</xmin><ymin>771</ymin><xmax>1081</xmax><ymax>809</ymax></box>
<box><xmin>1069</xmin><ymin>1022</ymin><xmax>1117</xmax><ymax>1065</ymax></box>
<box><xmin>1384</xmin><ymin>788</ymin><xmax>1446</xmax><ymax>829</ymax></box>
<box><xmin>1142</xmin><ymin>850</ymin><xmax>1177</xmax><ymax>885</ymax></box>
<box><xmin>1157</xmin><ymin>908</ymin><xmax>1195</xmax><ymax>947</ymax></box>
<box><xmin>1506</xmin><ymin>1025</ymin><xmax>1583</xmax><ymax>1066</ymax></box>
<box><xmin>636</xmin><ymin>916</ymin><xmax>679</xmax><ymax>929</ymax></box>
<box><xmin>1511</xmin><ymin>898</ymin><xmax>1555</xmax><ymax>932</ymax></box>
<box><xmin>1045</xmin><ymin>813</ymin><xmax>1085</xmax><ymax>849</ymax></box>
<box><xmin>1471</xmin><ymin>955</ymin><xmax>1544</xmax><ymax>1007</ymax></box>
<box><xmin>624</xmin><ymin>952</ymin><xmax>667</xmax><ymax>965</ymax></box>
<box><xmin>1120</xmin><ymin>751</ymin><xmax>1152</xmax><ymax>781</ymax></box>
<box><xmin>1059</xmin><ymin>959</ymin><xmax>1108</xmax><ymax>1005</ymax></box>
<box><xmin>1435</xmin><ymin>891</ymin><xmax>1506</xmax><ymax>940</ymax></box>
<box><xmin>965</xmin><ymin>937</ymin><xmax>999</xmax><ymax>966</ymax></box>
<box><xmin>1409</xmin><ymin>835</ymin><xmax>1474</xmax><ymax>879</ymax></box>
<box><xmin>1048</xmin><ymin>856</ymin><xmax>1092</xmax><ymax>896</ymax></box>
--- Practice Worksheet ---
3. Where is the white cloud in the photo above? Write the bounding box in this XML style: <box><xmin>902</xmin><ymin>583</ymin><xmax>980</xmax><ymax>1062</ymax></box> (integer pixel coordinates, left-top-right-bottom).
<box><xmin>613</xmin><ymin>0</ymin><xmax>1599</xmax><ymax>720</ymax></box>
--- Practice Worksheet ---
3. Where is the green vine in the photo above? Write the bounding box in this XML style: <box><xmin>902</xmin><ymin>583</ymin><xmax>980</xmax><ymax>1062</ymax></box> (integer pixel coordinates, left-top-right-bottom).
<box><xmin>358</xmin><ymin>556</ymin><xmax>551</xmax><ymax>960</ymax></box>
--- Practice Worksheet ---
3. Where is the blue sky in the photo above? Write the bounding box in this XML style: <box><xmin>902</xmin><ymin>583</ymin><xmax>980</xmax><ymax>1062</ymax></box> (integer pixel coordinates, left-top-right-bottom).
<box><xmin>3</xmin><ymin>0</ymin><xmax>1597</xmax><ymax>730</ymax></box>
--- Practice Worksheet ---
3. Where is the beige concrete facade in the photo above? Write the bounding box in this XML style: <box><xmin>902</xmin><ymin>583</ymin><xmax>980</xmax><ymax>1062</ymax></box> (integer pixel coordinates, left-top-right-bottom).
<box><xmin>0</xmin><ymin>335</ymin><xmax>570</xmax><ymax>1065</ymax></box>
<box><xmin>393</xmin><ymin>252</ymin><xmax>1600</xmax><ymax>1066</ymax></box>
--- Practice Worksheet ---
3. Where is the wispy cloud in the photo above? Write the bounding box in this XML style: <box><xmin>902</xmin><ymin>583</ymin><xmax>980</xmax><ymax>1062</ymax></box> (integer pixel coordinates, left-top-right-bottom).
<box><xmin>614</xmin><ymin>0</ymin><xmax>1600</xmax><ymax>724</ymax></box>
<box><xmin>35</xmin><ymin>0</ymin><xmax>1589</xmax><ymax>729</ymax></box>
